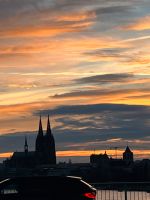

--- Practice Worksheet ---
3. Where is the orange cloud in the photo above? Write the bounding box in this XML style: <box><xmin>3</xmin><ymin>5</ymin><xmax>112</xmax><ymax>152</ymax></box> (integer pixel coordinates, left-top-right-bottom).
<box><xmin>120</xmin><ymin>16</ymin><xmax>150</xmax><ymax>31</ymax></box>
<box><xmin>0</xmin><ymin>36</ymin><xmax>131</xmax><ymax>71</ymax></box>
<box><xmin>52</xmin><ymin>88</ymin><xmax>150</xmax><ymax>106</ymax></box>
<box><xmin>0</xmin><ymin>11</ymin><xmax>96</xmax><ymax>38</ymax></box>
<box><xmin>54</xmin><ymin>11</ymin><xmax>96</xmax><ymax>22</ymax></box>
<box><xmin>85</xmin><ymin>48</ymin><xmax>150</xmax><ymax>66</ymax></box>
<box><xmin>1</xmin><ymin>150</ymin><xmax>150</xmax><ymax>160</ymax></box>
<box><xmin>0</xmin><ymin>36</ymin><xmax>126</xmax><ymax>55</ymax></box>
<box><xmin>56</xmin><ymin>150</ymin><xmax>125</xmax><ymax>157</ymax></box>
<box><xmin>57</xmin><ymin>149</ymin><xmax>150</xmax><ymax>159</ymax></box>
<box><xmin>0</xmin><ymin>100</ymin><xmax>61</xmax><ymax>119</ymax></box>
<box><xmin>0</xmin><ymin>152</ymin><xmax>13</xmax><ymax>158</ymax></box>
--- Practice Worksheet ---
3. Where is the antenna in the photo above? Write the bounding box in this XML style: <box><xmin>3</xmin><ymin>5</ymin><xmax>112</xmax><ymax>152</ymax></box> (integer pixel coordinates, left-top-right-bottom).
<box><xmin>114</xmin><ymin>147</ymin><xmax>118</xmax><ymax>159</ymax></box>
<box><xmin>110</xmin><ymin>146</ymin><xmax>119</xmax><ymax>159</ymax></box>
<box><xmin>94</xmin><ymin>149</ymin><xmax>95</xmax><ymax>154</ymax></box>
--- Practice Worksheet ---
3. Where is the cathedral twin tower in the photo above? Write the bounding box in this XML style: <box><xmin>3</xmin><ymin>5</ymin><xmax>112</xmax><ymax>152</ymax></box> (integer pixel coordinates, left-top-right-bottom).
<box><xmin>35</xmin><ymin>115</ymin><xmax>56</xmax><ymax>165</ymax></box>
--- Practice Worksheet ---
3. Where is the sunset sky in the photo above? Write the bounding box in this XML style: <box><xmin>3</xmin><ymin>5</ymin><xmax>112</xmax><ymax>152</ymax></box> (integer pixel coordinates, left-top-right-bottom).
<box><xmin>0</xmin><ymin>0</ymin><xmax>150</xmax><ymax>162</ymax></box>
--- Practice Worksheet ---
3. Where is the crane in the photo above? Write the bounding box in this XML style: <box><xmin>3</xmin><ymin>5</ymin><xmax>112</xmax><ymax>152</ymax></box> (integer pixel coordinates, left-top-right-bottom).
<box><xmin>110</xmin><ymin>146</ymin><xmax>119</xmax><ymax>159</ymax></box>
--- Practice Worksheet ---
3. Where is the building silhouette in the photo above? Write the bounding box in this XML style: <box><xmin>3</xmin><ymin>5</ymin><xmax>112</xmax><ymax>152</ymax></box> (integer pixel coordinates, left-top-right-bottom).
<box><xmin>90</xmin><ymin>151</ymin><xmax>109</xmax><ymax>164</ymax></box>
<box><xmin>4</xmin><ymin>116</ymin><xmax>56</xmax><ymax>168</ymax></box>
<box><xmin>90</xmin><ymin>146</ymin><xmax>134</xmax><ymax>165</ymax></box>
<box><xmin>36</xmin><ymin>115</ymin><xmax>56</xmax><ymax>165</ymax></box>
<box><xmin>123</xmin><ymin>145</ymin><xmax>133</xmax><ymax>165</ymax></box>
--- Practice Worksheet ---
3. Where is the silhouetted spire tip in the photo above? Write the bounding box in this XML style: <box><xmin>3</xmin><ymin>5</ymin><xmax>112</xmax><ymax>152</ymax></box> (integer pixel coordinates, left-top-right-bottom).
<box><xmin>38</xmin><ymin>115</ymin><xmax>43</xmax><ymax>135</ymax></box>
<box><xmin>46</xmin><ymin>114</ymin><xmax>52</xmax><ymax>135</ymax></box>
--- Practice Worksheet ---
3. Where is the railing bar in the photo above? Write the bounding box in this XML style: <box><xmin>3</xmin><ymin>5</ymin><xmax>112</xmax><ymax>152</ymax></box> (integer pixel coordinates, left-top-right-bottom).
<box><xmin>117</xmin><ymin>190</ymin><xmax>118</xmax><ymax>200</ymax></box>
<box><xmin>101</xmin><ymin>190</ymin><xmax>103</xmax><ymax>200</ymax></box>
<box><xmin>96</xmin><ymin>185</ymin><xmax>150</xmax><ymax>200</ymax></box>
<box><xmin>109</xmin><ymin>189</ymin><xmax>110</xmax><ymax>200</ymax></box>
<box><xmin>137</xmin><ymin>191</ymin><xmax>139</xmax><ymax>200</ymax></box>
<box><xmin>125</xmin><ymin>190</ymin><xmax>127</xmax><ymax>200</ymax></box>
<box><xmin>120</xmin><ymin>190</ymin><xmax>123</xmax><ymax>200</ymax></box>
<box><xmin>96</xmin><ymin>189</ymin><xmax>98</xmax><ymax>200</ymax></box>
<box><xmin>145</xmin><ymin>192</ymin><xmax>147</xmax><ymax>200</ymax></box>
<box><xmin>141</xmin><ymin>191</ymin><xmax>143</xmax><ymax>200</ymax></box>
<box><xmin>113</xmin><ymin>189</ymin><xmax>115</xmax><ymax>200</ymax></box>
<box><xmin>97</xmin><ymin>190</ymin><xmax>99</xmax><ymax>200</ymax></box>
<box><xmin>133</xmin><ymin>191</ymin><xmax>135</xmax><ymax>200</ymax></box>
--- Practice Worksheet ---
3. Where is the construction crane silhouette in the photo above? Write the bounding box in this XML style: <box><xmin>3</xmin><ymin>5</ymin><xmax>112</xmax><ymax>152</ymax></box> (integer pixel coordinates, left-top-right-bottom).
<box><xmin>110</xmin><ymin>147</ymin><xmax>119</xmax><ymax>159</ymax></box>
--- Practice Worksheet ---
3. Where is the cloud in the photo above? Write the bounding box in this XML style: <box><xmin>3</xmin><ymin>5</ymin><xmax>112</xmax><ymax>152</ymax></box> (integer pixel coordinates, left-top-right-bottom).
<box><xmin>0</xmin><ymin>36</ymin><xmax>130</xmax><ymax>73</ymax></box>
<box><xmin>53</xmin><ymin>11</ymin><xmax>96</xmax><ymax>22</ymax></box>
<box><xmin>0</xmin><ymin>21</ymin><xmax>95</xmax><ymax>38</ymax></box>
<box><xmin>120</xmin><ymin>15</ymin><xmax>150</xmax><ymax>31</ymax></box>
<box><xmin>84</xmin><ymin>47</ymin><xmax>150</xmax><ymax>66</ymax></box>
<box><xmin>34</xmin><ymin>103</ymin><xmax>150</xmax><ymax>150</ymax></box>
<box><xmin>51</xmin><ymin>88</ymin><xmax>150</xmax><ymax>104</ymax></box>
<box><xmin>95</xmin><ymin>5</ymin><xmax>132</xmax><ymax>15</ymax></box>
<box><xmin>47</xmin><ymin>72</ymin><xmax>150</xmax><ymax>105</ymax></box>
<box><xmin>34</xmin><ymin>103</ymin><xmax>150</xmax><ymax>144</ymax></box>
<box><xmin>85</xmin><ymin>47</ymin><xmax>129</xmax><ymax>59</ymax></box>
<box><xmin>35</xmin><ymin>103</ymin><xmax>150</xmax><ymax>116</ymax></box>
<box><xmin>0</xmin><ymin>0</ymin><xmax>140</xmax><ymax>39</ymax></box>
<box><xmin>0</xmin><ymin>0</ymin><xmax>150</xmax><ymax>163</ymax></box>
<box><xmin>75</xmin><ymin>73</ymin><xmax>133</xmax><ymax>84</ymax></box>
<box><xmin>0</xmin><ymin>1</ymin><xmax>97</xmax><ymax>39</ymax></box>
<box><xmin>0</xmin><ymin>132</ymin><xmax>36</xmax><ymax>153</ymax></box>
<box><xmin>0</xmin><ymin>103</ymin><xmax>150</xmax><ymax>161</ymax></box>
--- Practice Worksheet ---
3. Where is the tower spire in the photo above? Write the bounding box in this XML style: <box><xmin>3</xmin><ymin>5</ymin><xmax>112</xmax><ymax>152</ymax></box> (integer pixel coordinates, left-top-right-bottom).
<box><xmin>36</xmin><ymin>116</ymin><xmax>44</xmax><ymax>154</ymax></box>
<box><xmin>46</xmin><ymin>115</ymin><xmax>52</xmax><ymax>135</ymax></box>
<box><xmin>44</xmin><ymin>115</ymin><xmax>56</xmax><ymax>164</ymax></box>
<box><xmin>24</xmin><ymin>135</ymin><xmax>28</xmax><ymax>153</ymax></box>
<box><xmin>38</xmin><ymin>115</ymin><xmax>43</xmax><ymax>136</ymax></box>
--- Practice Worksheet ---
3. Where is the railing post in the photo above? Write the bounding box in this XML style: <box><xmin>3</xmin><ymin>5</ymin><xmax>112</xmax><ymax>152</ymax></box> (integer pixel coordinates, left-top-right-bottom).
<box><xmin>125</xmin><ymin>190</ymin><xmax>127</xmax><ymax>200</ymax></box>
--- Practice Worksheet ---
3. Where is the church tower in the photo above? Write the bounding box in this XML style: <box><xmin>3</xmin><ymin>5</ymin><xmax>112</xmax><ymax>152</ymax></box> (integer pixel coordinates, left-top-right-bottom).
<box><xmin>123</xmin><ymin>146</ymin><xmax>133</xmax><ymax>165</ymax></box>
<box><xmin>44</xmin><ymin>115</ymin><xmax>56</xmax><ymax>164</ymax></box>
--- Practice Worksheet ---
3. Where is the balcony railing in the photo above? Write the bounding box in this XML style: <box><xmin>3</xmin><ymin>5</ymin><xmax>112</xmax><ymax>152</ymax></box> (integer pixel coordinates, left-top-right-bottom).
<box><xmin>92</xmin><ymin>182</ymin><xmax>150</xmax><ymax>200</ymax></box>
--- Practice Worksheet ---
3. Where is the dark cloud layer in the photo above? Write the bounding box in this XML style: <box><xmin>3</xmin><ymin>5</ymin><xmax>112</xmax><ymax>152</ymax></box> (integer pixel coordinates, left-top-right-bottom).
<box><xmin>36</xmin><ymin>103</ymin><xmax>149</xmax><ymax>116</ymax></box>
<box><xmin>75</xmin><ymin>73</ymin><xmax>133</xmax><ymax>84</ymax></box>
<box><xmin>35</xmin><ymin>103</ymin><xmax>150</xmax><ymax>143</ymax></box>
<box><xmin>1</xmin><ymin>103</ymin><xmax>150</xmax><ymax>157</ymax></box>
<box><xmin>52</xmin><ymin>88</ymin><xmax>150</xmax><ymax>99</ymax></box>
<box><xmin>0</xmin><ymin>132</ymin><xmax>36</xmax><ymax>153</ymax></box>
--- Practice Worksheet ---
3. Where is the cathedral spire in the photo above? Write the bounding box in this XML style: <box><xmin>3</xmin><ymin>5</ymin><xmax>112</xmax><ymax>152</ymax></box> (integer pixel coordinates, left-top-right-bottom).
<box><xmin>46</xmin><ymin>115</ymin><xmax>52</xmax><ymax>135</ymax></box>
<box><xmin>38</xmin><ymin>115</ymin><xmax>43</xmax><ymax>136</ymax></box>
<box><xmin>36</xmin><ymin>116</ymin><xmax>44</xmax><ymax>154</ymax></box>
<box><xmin>44</xmin><ymin>115</ymin><xmax>56</xmax><ymax>164</ymax></box>
<box><xmin>24</xmin><ymin>135</ymin><xmax>28</xmax><ymax>153</ymax></box>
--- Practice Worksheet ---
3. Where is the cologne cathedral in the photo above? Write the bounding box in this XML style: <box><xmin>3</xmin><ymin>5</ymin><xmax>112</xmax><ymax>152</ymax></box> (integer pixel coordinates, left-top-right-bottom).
<box><xmin>4</xmin><ymin>116</ymin><xmax>56</xmax><ymax>168</ymax></box>
<box><xmin>35</xmin><ymin>115</ymin><xmax>56</xmax><ymax>165</ymax></box>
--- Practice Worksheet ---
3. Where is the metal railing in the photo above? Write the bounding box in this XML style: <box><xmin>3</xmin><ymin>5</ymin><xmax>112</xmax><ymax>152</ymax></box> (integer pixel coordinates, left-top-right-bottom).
<box><xmin>92</xmin><ymin>182</ymin><xmax>150</xmax><ymax>200</ymax></box>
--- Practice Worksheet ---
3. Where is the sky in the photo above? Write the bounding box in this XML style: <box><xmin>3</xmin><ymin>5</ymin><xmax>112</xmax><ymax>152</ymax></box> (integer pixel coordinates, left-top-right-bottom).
<box><xmin>0</xmin><ymin>0</ymin><xmax>150</xmax><ymax>163</ymax></box>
